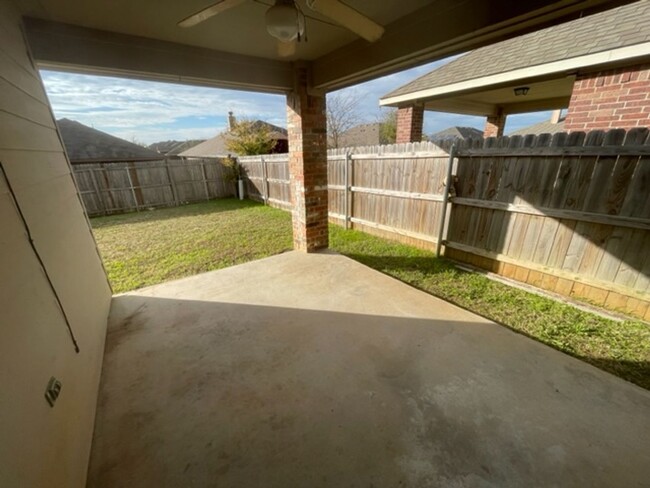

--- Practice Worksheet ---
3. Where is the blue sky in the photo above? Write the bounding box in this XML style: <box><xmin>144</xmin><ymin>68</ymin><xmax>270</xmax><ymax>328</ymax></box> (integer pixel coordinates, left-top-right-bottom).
<box><xmin>41</xmin><ymin>56</ymin><xmax>552</xmax><ymax>145</ymax></box>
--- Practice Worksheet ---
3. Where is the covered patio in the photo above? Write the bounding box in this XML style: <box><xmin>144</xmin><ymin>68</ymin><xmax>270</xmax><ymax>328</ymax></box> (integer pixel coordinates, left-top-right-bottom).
<box><xmin>89</xmin><ymin>251</ymin><xmax>650</xmax><ymax>487</ymax></box>
<box><xmin>2</xmin><ymin>1</ymin><xmax>648</xmax><ymax>487</ymax></box>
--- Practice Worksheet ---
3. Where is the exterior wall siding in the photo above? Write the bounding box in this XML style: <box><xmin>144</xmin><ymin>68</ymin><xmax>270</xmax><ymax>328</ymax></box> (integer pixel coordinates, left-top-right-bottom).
<box><xmin>0</xmin><ymin>1</ymin><xmax>112</xmax><ymax>487</ymax></box>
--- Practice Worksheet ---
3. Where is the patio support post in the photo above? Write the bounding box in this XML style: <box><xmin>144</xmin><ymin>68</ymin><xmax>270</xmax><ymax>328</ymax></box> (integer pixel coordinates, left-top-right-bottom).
<box><xmin>286</xmin><ymin>64</ymin><xmax>329</xmax><ymax>252</ymax></box>
<box><xmin>484</xmin><ymin>108</ymin><xmax>506</xmax><ymax>137</ymax></box>
<box><xmin>396</xmin><ymin>103</ymin><xmax>424</xmax><ymax>143</ymax></box>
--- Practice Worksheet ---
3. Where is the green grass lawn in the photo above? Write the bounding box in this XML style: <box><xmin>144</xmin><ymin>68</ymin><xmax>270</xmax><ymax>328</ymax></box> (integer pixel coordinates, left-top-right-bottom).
<box><xmin>91</xmin><ymin>198</ymin><xmax>650</xmax><ymax>390</ymax></box>
<box><xmin>91</xmin><ymin>199</ymin><xmax>292</xmax><ymax>293</ymax></box>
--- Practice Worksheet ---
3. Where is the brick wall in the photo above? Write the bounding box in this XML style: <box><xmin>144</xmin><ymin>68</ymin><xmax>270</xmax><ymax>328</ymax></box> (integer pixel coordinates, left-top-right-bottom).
<box><xmin>396</xmin><ymin>104</ymin><xmax>424</xmax><ymax>143</ymax></box>
<box><xmin>484</xmin><ymin>109</ymin><xmax>506</xmax><ymax>137</ymax></box>
<box><xmin>565</xmin><ymin>63</ymin><xmax>650</xmax><ymax>132</ymax></box>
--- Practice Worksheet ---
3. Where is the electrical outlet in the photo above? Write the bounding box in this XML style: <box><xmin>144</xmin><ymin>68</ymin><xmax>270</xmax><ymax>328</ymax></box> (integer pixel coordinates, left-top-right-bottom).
<box><xmin>45</xmin><ymin>377</ymin><xmax>62</xmax><ymax>407</ymax></box>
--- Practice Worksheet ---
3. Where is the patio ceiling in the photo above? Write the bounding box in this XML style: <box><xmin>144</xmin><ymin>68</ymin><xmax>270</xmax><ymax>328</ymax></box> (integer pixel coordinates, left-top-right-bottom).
<box><xmin>418</xmin><ymin>76</ymin><xmax>576</xmax><ymax>116</ymax></box>
<box><xmin>18</xmin><ymin>0</ymin><xmax>636</xmax><ymax>92</ymax></box>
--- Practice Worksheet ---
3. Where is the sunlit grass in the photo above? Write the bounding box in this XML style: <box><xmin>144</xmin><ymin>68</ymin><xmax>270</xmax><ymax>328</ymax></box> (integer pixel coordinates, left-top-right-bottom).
<box><xmin>91</xmin><ymin>198</ymin><xmax>292</xmax><ymax>293</ymax></box>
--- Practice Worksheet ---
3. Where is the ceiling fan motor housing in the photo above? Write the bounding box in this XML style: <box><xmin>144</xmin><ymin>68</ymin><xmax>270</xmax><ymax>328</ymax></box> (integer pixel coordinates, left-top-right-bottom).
<box><xmin>266</xmin><ymin>0</ymin><xmax>302</xmax><ymax>42</ymax></box>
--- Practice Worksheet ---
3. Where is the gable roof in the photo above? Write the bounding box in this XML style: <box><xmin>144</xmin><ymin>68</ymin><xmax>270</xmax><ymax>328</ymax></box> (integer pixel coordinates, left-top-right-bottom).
<box><xmin>430</xmin><ymin>126</ymin><xmax>483</xmax><ymax>141</ymax></box>
<box><xmin>509</xmin><ymin>118</ymin><xmax>567</xmax><ymax>136</ymax></box>
<box><xmin>381</xmin><ymin>1</ymin><xmax>650</xmax><ymax>105</ymax></box>
<box><xmin>178</xmin><ymin>133</ymin><xmax>232</xmax><ymax>158</ymax></box>
<box><xmin>149</xmin><ymin>139</ymin><xmax>206</xmax><ymax>156</ymax></box>
<box><xmin>334</xmin><ymin>122</ymin><xmax>381</xmax><ymax>148</ymax></box>
<box><xmin>179</xmin><ymin>120</ymin><xmax>287</xmax><ymax>158</ymax></box>
<box><xmin>57</xmin><ymin>118</ymin><xmax>161</xmax><ymax>163</ymax></box>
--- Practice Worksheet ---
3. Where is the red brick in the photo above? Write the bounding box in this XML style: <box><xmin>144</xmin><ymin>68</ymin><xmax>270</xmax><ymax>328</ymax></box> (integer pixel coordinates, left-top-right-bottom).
<box><xmin>620</xmin><ymin>113</ymin><xmax>646</xmax><ymax>120</ymax></box>
<box><xmin>628</xmin><ymin>87</ymin><xmax>650</xmax><ymax>95</ymax></box>
<box><xmin>619</xmin><ymin>93</ymin><xmax>648</xmax><ymax>102</ymax></box>
<box><xmin>598</xmin><ymin>102</ymin><xmax>626</xmax><ymax>110</ymax></box>
<box><xmin>615</xmin><ymin>107</ymin><xmax>644</xmax><ymax>115</ymax></box>
<box><xmin>625</xmin><ymin>100</ymin><xmax>650</xmax><ymax>108</ymax></box>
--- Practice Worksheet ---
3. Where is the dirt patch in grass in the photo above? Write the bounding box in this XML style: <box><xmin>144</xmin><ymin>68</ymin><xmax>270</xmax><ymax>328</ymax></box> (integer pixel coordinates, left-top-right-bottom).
<box><xmin>91</xmin><ymin>199</ymin><xmax>292</xmax><ymax>294</ymax></box>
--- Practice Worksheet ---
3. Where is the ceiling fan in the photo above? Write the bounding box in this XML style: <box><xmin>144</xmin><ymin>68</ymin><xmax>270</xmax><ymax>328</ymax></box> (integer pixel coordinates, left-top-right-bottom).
<box><xmin>178</xmin><ymin>0</ymin><xmax>385</xmax><ymax>57</ymax></box>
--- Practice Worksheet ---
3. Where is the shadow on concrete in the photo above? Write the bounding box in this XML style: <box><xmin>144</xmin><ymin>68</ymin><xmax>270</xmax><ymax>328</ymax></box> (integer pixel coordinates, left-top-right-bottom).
<box><xmin>87</xmin><ymin>294</ymin><xmax>650</xmax><ymax>488</ymax></box>
<box><xmin>336</xmin><ymin>252</ymin><xmax>650</xmax><ymax>389</ymax></box>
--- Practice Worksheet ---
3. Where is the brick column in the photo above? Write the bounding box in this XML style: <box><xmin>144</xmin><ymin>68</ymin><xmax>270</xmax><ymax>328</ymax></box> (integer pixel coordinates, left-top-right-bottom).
<box><xmin>396</xmin><ymin>104</ymin><xmax>424</xmax><ymax>143</ymax></box>
<box><xmin>484</xmin><ymin>108</ymin><xmax>506</xmax><ymax>137</ymax></box>
<box><xmin>286</xmin><ymin>65</ymin><xmax>328</xmax><ymax>252</ymax></box>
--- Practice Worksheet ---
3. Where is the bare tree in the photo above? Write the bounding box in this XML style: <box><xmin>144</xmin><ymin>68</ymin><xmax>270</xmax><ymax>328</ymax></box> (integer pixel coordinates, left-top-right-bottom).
<box><xmin>326</xmin><ymin>90</ymin><xmax>364</xmax><ymax>149</ymax></box>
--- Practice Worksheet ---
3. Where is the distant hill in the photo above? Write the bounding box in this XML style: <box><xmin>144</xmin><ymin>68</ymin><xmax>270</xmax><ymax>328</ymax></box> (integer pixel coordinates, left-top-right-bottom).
<box><xmin>57</xmin><ymin>118</ymin><xmax>161</xmax><ymax>163</ymax></box>
<box><xmin>148</xmin><ymin>139</ymin><xmax>206</xmax><ymax>156</ymax></box>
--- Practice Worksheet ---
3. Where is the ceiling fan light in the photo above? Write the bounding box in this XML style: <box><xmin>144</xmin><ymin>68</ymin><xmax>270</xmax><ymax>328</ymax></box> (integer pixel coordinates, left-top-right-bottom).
<box><xmin>266</xmin><ymin>3</ymin><xmax>299</xmax><ymax>42</ymax></box>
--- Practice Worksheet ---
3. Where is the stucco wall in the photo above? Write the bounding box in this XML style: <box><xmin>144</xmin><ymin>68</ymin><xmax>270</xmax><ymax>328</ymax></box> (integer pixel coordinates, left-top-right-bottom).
<box><xmin>0</xmin><ymin>1</ymin><xmax>112</xmax><ymax>487</ymax></box>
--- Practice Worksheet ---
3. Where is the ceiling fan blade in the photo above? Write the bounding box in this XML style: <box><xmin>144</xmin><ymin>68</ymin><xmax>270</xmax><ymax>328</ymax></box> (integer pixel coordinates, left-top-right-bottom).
<box><xmin>178</xmin><ymin>0</ymin><xmax>248</xmax><ymax>28</ymax></box>
<box><xmin>277</xmin><ymin>39</ymin><xmax>297</xmax><ymax>57</ymax></box>
<box><xmin>306</xmin><ymin>0</ymin><xmax>384</xmax><ymax>42</ymax></box>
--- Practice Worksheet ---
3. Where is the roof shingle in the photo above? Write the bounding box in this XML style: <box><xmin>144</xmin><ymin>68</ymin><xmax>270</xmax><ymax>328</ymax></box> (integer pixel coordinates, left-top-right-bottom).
<box><xmin>382</xmin><ymin>1</ymin><xmax>650</xmax><ymax>100</ymax></box>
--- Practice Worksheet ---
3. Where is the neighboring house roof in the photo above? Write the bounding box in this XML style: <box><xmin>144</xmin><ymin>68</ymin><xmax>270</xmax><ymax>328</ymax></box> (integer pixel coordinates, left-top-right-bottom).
<box><xmin>380</xmin><ymin>2</ymin><xmax>650</xmax><ymax>113</ymax></box>
<box><xmin>179</xmin><ymin>120</ymin><xmax>287</xmax><ymax>158</ymax></box>
<box><xmin>57</xmin><ymin>118</ymin><xmax>161</xmax><ymax>163</ymax></box>
<box><xmin>509</xmin><ymin>118</ymin><xmax>567</xmax><ymax>136</ymax></box>
<box><xmin>179</xmin><ymin>133</ymin><xmax>232</xmax><ymax>158</ymax></box>
<box><xmin>430</xmin><ymin>126</ymin><xmax>483</xmax><ymax>142</ymax></box>
<box><xmin>334</xmin><ymin>123</ymin><xmax>381</xmax><ymax>148</ymax></box>
<box><xmin>149</xmin><ymin>139</ymin><xmax>205</xmax><ymax>156</ymax></box>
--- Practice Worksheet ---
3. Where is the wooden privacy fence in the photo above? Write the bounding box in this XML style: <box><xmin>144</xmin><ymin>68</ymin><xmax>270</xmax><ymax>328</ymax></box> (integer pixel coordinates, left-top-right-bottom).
<box><xmin>71</xmin><ymin>132</ymin><xmax>649</xmax><ymax>318</ymax></box>
<box><xmin>72</xmin><ymin>158</ymin><xmax>233</xmax><ymax>216</ymax></box>
<box><xmin>239</xmin><ymin>143</ymin><xmax>453</xmax><ymax>249</ymax></box>
<box><xmin>238</xmin><ymin>130</ymin><xmax>650</xmax><ymax>320</ymax></box>
<box><xmin>238</xmin><ymin>154</ymin><xmax>291</xmax><ymax>210</ymax></box>
<box><xmin>447</xmin><ymin>128</ymin><xmax>650</xmax><ymax>320</ymax></box>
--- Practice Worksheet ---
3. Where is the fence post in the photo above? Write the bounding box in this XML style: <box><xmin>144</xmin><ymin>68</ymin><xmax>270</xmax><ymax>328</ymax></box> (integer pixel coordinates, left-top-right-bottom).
<box><xmin>124</xmin><ymin>164</ymin><xmax>140</xmax><ymax>212</ymax></box>
<box><xmin>436</xmin><ymin>144</ymin><xmax>456</xmax><ymax>257</ymax></box>
<box><xmin>349</xmin><ymin>154</ymin><xmax>355</xmax><ymax>229</ymax></box>
<box><xmin>165</xmin><ymin>159</ymin><xmax>179</xmax><ymax>206</ymax></box>
<box><xmin>200</xmin><ymin>160</ymin><xmax>210</xmax><ymax>201</ymax></box>
<box><xmin>344</xmin><ymin>152</ymin><xmax>351</xmax><ymax>229</ymax></box>
<box><xmin>262</xmin><ymin>156</ymin><xmax>269</xmax><ymax>205</ymax></box>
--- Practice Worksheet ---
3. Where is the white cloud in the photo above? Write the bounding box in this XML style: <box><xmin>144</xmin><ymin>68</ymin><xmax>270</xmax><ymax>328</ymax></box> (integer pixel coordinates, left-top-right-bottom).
<box><xmin>41</xmin><ymin>53</ymin><xmax>555</xmax><ymax>144</ymax></box>
<box><xmin>41</xmin><ymin>71</ymin><xmax>286</xmax><ymax>143</ymax></box>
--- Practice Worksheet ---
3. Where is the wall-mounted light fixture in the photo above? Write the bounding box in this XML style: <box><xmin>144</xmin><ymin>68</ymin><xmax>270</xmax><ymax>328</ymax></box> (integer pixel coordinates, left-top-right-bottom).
<box><xmin>514</xmin><ymin>86</ymin><xmax>530</xmax><ymax>96</ymax></box>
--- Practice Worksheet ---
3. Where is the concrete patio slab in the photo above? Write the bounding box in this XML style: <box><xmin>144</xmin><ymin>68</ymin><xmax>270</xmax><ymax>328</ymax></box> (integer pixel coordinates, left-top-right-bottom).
<box><xmin>88</xmin><ymin>251</ymin><xmax>650</xmax><ymax>488</ymax></box>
